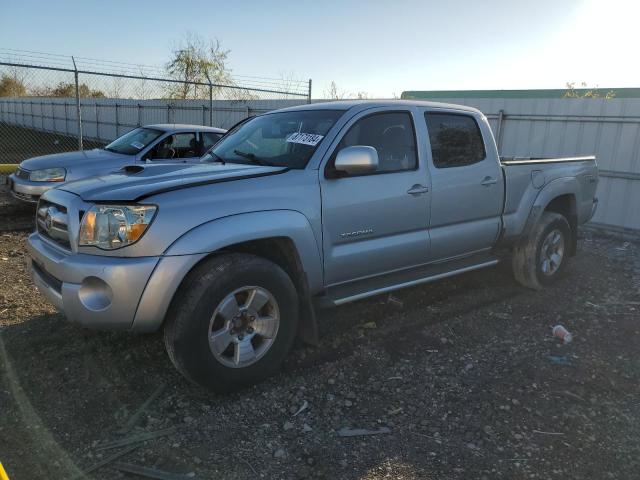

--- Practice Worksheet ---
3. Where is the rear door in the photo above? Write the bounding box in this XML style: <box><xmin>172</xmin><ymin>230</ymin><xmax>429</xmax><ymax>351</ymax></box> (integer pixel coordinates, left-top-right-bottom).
<box><xmin>320</xmin><ymin>109</ymin><xmax>431</xmax><ymax>286</ymax></box>
<box><xmin>423</xmin><ymin>110</ymin><xmax>504</xmax><ymax>260</ymax></box>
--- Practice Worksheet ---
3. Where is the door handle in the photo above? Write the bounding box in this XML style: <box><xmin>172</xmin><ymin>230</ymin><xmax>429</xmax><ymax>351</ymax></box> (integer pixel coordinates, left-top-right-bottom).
<box><xmin>481</xmin><ymin>176</ymin><xmax>498</xmax><ymax>186</ymax></box>
<box><xmin>407</xmin><ymin>184</ymin><xmax>429</xmax><ymax>195</ymax></box>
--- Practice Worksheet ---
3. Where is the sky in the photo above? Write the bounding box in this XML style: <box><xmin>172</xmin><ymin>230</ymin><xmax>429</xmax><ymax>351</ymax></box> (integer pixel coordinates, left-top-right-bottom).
<box><xmin>1</xmin><ymin>0</ymin><xmax>639</xmax><ymax>98</ymax></box>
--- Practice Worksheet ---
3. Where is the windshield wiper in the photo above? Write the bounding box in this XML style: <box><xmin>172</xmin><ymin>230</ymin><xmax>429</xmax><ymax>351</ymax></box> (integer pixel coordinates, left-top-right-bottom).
<box><xmin>233</xmin><ymin>149</ymin><xmax>272</xmax><ymax>166</ymax></box>
<box><xmin>104</xmin><ymin>146</ymin><xmax>118</xmax><ymax>153</ymax></box>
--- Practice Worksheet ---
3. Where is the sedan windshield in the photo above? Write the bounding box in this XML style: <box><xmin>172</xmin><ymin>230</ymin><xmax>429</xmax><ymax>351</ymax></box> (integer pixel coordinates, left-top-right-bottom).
<box><xmin>104</xmin><ymin>127</ymin><xmax>164</xmax><ymax>155</ymax></box>
<box><xmin>206</xmin><ymin>110</ymin><xmax>344</xmax><ymax>169</ymax></box>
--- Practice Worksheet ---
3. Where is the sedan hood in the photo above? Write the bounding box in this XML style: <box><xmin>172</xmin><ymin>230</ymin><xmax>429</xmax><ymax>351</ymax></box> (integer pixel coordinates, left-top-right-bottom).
<box><xmin>58</xmin><ymin>162</ymin><xmax>289</xmax><ymax>202</ymax></box>
<box><xmin>20</xmin><ymin>149</ymin><xmax>130</xmax><ymax>170</ymax></box>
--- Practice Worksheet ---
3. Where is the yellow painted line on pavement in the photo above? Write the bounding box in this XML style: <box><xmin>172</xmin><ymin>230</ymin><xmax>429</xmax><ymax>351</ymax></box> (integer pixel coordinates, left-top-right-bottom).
<box><xmin>0</xmin><ymin>164</ymin><xmax>18</xmax><ymax>174</ymax></box>
<box><xmin>0</xmin><ymin>461</ymin><xmax>10</xmax><ymax>480</ymax></box>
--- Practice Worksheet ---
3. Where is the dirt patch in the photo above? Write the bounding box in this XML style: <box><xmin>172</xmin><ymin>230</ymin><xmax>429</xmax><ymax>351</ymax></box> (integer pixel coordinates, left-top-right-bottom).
<box><xmin>1</xmin><ymin>201</ymin><xmax>639</xmax><ymax>479</ymax></box>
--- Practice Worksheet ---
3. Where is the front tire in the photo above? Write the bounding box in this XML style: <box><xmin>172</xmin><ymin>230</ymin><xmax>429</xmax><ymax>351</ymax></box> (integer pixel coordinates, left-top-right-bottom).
<box><xmin>512</xmin><ymin>212</ymin><xmax>572</xmax><ymax>290</ymax></box>
<box><xmin>164</xmin><ymin>253</ymin><xmax>298</xmax><ymax>392</ymax></box>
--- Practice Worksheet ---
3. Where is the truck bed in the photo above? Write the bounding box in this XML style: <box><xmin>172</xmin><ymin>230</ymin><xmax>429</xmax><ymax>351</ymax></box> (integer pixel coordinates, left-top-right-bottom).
<box><xmin>499</xmin><ymin>155</ymin><xmax>598</xmax><ymax>242</ymax></box>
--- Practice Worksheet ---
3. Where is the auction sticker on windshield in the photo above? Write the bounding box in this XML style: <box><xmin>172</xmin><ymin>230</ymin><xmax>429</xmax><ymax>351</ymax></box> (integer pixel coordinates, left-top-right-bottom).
<box><xmin>286</xmin><ymin>132</ymin><xmax>324</xmax><ymax>146</ymax></box>
<box><xmin>131</xmin><ymin>141</ymin><xmax>145</xmax><ymax>150</ymax></box>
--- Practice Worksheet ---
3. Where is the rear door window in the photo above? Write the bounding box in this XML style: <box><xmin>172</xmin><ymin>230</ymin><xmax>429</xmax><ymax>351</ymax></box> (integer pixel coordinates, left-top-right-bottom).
<box><xmin>425</xmin><ymin>113</ymin><xmax>486</xmax><ymax>168</ymax></box>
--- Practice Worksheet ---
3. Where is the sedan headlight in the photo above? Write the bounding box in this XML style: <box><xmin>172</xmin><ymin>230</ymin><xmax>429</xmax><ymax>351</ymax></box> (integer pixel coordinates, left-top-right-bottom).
<box><xmin>29</xmin><ymin>167</ymin><xmax>66</xmax><ymax>182</ymax></box>
<box><xmin>79</xmin><ymin>204</ymin><xmax>157</xmax><ymax>250</ymax></box>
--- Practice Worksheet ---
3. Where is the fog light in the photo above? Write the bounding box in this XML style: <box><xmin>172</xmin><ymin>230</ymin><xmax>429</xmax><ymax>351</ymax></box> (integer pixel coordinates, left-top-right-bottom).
<box><xmin>78</xmin><ymin>276</ymin><xmax>113</xmax><ymax>311</ymax></box>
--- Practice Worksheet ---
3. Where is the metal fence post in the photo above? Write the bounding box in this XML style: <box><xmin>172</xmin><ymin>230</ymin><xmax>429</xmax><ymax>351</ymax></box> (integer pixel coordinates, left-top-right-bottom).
<box><xmin>51</xmin><ymin>100</ymin><xmax>56</xmax><ymax>132</ymax></box>
<box><xmin>167</xmin><ymin>104</ymin><xmax>171</xmax><ymax>123</ymax></box>
<box><xmin>95</xmin><ymin>103</ymin><xmax>100</xmax><ymax>140</ymax></box>
<box><xmin>308</xmin><ymin>79</ymin><xmax>312</xmax><ymax>104</ymax></box>
<box><xmin>495</xmin><ymin>109</ymin><xmax>504</xmax><ymax>153</ymax></box>
<box><xmin>72</xmin><ymin>56</ymin><xmax>83</xmax><ymax>150</ymax></box>
<box><xmin>202</xmin><ymin>105</ymin><xmax>206</xmax><ymax>126</ymax></box>
<box><xmin>205</xmin><ymin>71</ymin><xmax>213</xmax><ymax>126</ymax></box>
<box><xmin>137</xmin><ymin>104</ymin><xmax>142</xmax><ymax>127</ymax></box>
<box><xmin>115</xmin><ymin>103</ymin><xmax>119</xmax><ymax>137</ymax></box>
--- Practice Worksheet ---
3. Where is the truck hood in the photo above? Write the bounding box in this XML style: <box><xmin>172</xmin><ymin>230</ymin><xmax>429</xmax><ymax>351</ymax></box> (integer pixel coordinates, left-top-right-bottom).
<box><xmin>57</xmin><ymin>162</ymin><xmax>289</xmax><ymax>202</ymax></box>
<box><xmin>20</xmin><ymin>149</ymin><xmax>130</xmax><ymax>170</ymax></box>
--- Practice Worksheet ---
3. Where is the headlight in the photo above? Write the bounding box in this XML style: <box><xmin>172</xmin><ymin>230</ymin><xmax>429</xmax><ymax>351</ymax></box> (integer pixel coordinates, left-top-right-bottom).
<box><xmin>79</xmin><ymin>204</ymin><xmax>157</xmax><ymax>250</ymax></box>
<box><xmin>29</xmin><ymin>167</ymin><xmax>66</xmax><ymax>182</ymax></box>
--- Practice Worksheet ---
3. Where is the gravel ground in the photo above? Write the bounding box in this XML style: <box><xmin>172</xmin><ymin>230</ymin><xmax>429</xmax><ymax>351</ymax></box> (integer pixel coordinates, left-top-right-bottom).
<box><xmin>0</xmin><ymin>198</ymin><xmax>639</xmax><ymax>480</ymax></box>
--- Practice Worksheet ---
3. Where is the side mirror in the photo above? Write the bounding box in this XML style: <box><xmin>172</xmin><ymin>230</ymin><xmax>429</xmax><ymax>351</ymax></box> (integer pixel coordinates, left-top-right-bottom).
<box><xmin>334</xmin><ymin>146</ymin><xmax>379</xmax><ymax>175</ymax></box>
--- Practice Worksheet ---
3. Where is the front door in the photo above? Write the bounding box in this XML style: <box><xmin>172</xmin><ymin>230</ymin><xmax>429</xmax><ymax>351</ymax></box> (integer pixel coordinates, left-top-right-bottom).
<box><xmin>144</xmin><ymin>132</ymin><xmax>201</xmax><ymax>162</ymax></box>
<box><xmin>320</xmin><ymin>110</ymin><xmax>431</xmax><ymax>286</ymax></box>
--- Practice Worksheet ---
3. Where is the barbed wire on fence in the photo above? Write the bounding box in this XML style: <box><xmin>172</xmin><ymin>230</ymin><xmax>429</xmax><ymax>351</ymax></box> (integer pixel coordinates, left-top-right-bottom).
<box><xmin>0</xmin><ymin>48</ymin><xmax>311</xmax><ymax>95</ymax></box>
<box><xmin>0</xmin><ymin>49</ymin><xmax>312</xmax><ymax>161</ymax></box>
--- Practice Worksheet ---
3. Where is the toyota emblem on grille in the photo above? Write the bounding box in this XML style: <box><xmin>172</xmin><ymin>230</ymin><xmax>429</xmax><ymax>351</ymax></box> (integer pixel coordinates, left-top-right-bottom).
<box><xmin>44</xmin><ymin>207</ymin><xmax>54</xmax><ymax>232</ymax></box>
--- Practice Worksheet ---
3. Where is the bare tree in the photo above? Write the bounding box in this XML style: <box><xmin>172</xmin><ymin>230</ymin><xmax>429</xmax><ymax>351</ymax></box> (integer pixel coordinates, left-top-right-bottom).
<box><xmin>277</xmin><ymin>70</ymin><xmax>305</xmax><ymax>95</ymax></box>
<box><xmin>324</xmin><ymin>81</ymin><xmax>347</xmax><ymax>100</ymax></box>
<box><xmin>108</xmin><ymin>76</ymin><xmax>125</xmax><ymax>98</ymax></box>
<box><xmin>135</xmin><ymin>67</ymin><xmax>151</xmax><ymax>100</ymax></box>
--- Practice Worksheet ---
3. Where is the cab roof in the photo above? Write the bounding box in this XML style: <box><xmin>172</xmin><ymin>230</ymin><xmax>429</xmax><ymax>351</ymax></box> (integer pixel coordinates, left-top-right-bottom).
<box><xmin>146</xmin><ymin>124</ymin><xmax>227</xmax><ymax>133</ymax></box>
<box><xmin>275</xmin><ymin>99</ymin><xmax>482</xmax><ymax>115</ymax></box>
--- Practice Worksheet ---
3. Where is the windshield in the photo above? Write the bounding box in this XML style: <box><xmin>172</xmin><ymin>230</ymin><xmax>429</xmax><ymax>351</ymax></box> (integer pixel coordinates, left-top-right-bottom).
<box><xmin>205</xmin><ymin>110</ymin><xmax>344</xmax><ymax>169</ymax></box>
<box><xmin>104</xmin><ymin>127</ymin><xmax>164</xmax><ymax>155</ymax></box>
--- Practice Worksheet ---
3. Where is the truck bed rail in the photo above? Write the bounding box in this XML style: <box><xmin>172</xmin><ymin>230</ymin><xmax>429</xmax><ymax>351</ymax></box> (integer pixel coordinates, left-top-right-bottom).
<box><xmin>501</xmin><ymin>155</ymin><xmax>596</xmax><ymax>166</ymax></box>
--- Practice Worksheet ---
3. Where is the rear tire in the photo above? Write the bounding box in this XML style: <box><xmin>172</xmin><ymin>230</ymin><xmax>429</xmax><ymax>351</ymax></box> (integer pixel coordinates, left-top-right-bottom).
<box><xmin>164</xmin><ymin>253</ymin><xmax>298</xmax><ymax>392</ymax></box>
<box><xmin>512</xmin><ymin>212</ymin><xmax>572</xmax><ymax>290</ymax></box>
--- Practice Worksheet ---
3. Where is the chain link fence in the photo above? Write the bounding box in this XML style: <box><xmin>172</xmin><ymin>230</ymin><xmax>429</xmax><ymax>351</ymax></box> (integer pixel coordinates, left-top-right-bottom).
<box><xmin>0</xmin><ymin>50</ymin><xmax>311</xmax><ymax>164</ymax></box>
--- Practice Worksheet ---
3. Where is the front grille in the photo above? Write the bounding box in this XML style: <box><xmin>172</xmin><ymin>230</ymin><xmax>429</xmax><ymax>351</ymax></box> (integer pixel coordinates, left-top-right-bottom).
<box><xmin>12</xmin><ymin>190</ymin><xmax>39</xmax><ymax>203</ymax></box>
<box><xmin>37</xmin><ymin>199</ymin><xmax>71</xmax><ymax>250</ymax></box>
<box><xmin>16</xmin><ymin>168</ymin><xmax>30</xmax><ymax>180</ymax></box>
<box><xmin>32</xmin><ymin>261</ymin><xmax>62</xmax><ymax>294</ymax></box>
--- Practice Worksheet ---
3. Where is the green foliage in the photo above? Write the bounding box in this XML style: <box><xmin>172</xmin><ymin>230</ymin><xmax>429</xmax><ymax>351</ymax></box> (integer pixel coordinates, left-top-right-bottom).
<box><xmin>564</xmin><ymin>82</ymin><xmax>616</xmax><ymax>99</ymax></box>
<box><xmin>46</xmin><ymin>82</ymin><xmax>105</xmax><ymax>98</ymax></box>
<box><xmin>166</xmin><ymin>32</ymin><xmax>232</xmax><ymax>99</ymax></box>
<box><xmin>0</xmin><ymin>74</ymin><xmax>27</xmax><ymax>97</ymax></box>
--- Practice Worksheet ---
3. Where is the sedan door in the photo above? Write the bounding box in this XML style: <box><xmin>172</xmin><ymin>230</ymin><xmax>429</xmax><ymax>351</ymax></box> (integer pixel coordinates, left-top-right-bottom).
<box><xmin>142</xmin><ymin>132</ymin><xmax>201</xmax><ymax>162</ymax></box>
<box><xmin>320</xmin><ymin>109</ymin><xmax>431</xmax><ymax>287</ymax></box>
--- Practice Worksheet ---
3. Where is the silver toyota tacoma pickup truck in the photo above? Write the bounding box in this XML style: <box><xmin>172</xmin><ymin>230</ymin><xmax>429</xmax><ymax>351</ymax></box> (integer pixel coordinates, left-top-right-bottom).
<box><xmin>27</xmin><ymin>100</ymin><xmax>598</xmax><ymax>391</ymax></box>
<box><xmin>9</xmin><ymin>124</ymin><xmax>226</xmax><ymax>203</ymax></box>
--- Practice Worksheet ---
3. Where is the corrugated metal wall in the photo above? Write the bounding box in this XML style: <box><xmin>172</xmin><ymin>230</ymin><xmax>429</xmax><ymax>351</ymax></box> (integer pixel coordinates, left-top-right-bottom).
<box><xmin>0</xmin><ymin>97</ymin><xmax>307</xmax><ymax>141</ymax></box>
<box><xmin>430</xmin><ymin>97</ymin><xmax>640</xmax><ymax>232</ymax></box>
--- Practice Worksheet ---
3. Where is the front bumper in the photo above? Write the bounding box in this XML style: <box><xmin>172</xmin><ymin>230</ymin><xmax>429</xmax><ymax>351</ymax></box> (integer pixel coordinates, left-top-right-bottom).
<box><xmin>27</xmin><ymin>232</ymin><xmax>160</xmax><ymax>330</ymax></box>
<box><xmin>9</xmin><ymin>174</ymin><xmax>58</xmax><ymax>203</ymax></box>
<box><xmin>27</xmin><ymin>232</ymin><xmax>207</xmax><ymax>332</ymax></box>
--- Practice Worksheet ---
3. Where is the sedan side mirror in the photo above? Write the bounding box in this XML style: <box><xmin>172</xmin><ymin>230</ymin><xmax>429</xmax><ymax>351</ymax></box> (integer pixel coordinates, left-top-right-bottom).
<box><xmin>334</xmin><ymin>146</ymin><xmax>379</xmax><ymax>176</ymax></box>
